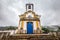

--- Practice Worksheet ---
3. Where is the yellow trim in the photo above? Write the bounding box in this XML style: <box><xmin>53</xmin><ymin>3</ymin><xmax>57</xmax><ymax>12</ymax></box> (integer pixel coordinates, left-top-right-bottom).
<box><xmin>21</xmin><ymin>21</ymin><xmax>24</xmax><ymax>28</ymax></box>
<box><xmin>36</xmin><ymin>21</ymin><xmax>38</xmax><ymax>28</ymax></box>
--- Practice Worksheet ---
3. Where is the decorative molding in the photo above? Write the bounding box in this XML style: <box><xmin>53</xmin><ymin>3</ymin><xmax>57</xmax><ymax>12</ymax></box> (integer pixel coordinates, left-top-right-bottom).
<box><xmin>20</xmin><ymin>18</ymin><xmax>40</xmax><ymax>21</ymax></box>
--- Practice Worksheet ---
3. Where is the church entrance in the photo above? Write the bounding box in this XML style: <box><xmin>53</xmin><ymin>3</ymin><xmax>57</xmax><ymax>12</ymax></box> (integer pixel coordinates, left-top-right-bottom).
<box><xmin>27</xmin><ymin>22</ymin><xmax>33</xmax><ymax>34</ymax></box>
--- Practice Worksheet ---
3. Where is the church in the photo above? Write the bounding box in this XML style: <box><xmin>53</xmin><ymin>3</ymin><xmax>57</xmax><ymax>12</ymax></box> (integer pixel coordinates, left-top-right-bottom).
<box><xmin>0</xmin><ymin>3</ymin><xmax>59</xmax><ymax>40</ymax></box>
<box><xmin>15</xmin><ymin>3</ymin><xmax>42</xmax><ymax>34</ymax></box>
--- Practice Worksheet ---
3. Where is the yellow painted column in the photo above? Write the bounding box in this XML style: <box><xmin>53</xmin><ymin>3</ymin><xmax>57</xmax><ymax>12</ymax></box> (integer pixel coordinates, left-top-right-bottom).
<box><xmin>21</xmin><ymin>21</ymin><xmax>24</xmax><ymax>29</ymax></box>
<box><xmin>36</xmin><ymin>21</ymin><xmax>38</xmax><ymax>28</ymax></box>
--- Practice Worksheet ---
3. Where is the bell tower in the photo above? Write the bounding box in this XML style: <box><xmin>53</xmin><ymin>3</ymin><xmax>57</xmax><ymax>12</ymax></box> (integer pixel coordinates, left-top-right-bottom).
<box><xmin>26</xmin><ymin>3</ymin><xmax>34</xmax><ymax>11</ymax></box>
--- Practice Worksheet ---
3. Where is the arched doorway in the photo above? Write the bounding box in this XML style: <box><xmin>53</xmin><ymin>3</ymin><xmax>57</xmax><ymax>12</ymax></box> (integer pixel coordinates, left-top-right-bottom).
<box><xmin>27</xmin><ymin>22</ymin><xmax>33</xmax><ymax>34</ymax></box>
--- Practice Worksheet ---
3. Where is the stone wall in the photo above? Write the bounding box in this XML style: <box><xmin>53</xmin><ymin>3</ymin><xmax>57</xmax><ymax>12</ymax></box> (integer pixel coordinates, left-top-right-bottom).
<box><xmin>0</xmin><ymin>34</ymin><xmax>60</xmax><ymax>40</ymax></box>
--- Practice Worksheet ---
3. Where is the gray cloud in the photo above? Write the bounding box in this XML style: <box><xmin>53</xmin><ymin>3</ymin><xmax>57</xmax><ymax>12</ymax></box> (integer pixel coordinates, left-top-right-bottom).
<box><xmin>0</xmin><ymin>0</ymin><xmax>60</xmax><ymax>26</ymax></box>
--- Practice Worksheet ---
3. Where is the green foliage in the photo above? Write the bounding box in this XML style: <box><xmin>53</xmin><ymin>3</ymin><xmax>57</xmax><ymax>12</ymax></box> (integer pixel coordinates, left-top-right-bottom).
<box><xmin>57</xmin><ymin>27</ymin><xmax>60</xmax><ymax>31</ymax></box>
<box><xmin>42</xmin><ymin>27</ymin><xmax>50</xmax><ymax>33</ymax></box>
<box><xmin>6</xmin><ymin>26</ymin><xmax>17</xmax><ymax>30</ymax></box>
<box><xmin>0</xmin><ymin>26</ymin><xmax>18</xmax><ymax>30</ymax></box>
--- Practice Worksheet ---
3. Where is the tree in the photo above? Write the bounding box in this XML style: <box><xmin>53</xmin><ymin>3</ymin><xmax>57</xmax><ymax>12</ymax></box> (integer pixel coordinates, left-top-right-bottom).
<box><xmin>42</xmin><ymin>27</ymin><xmax>50</xmax><ymax>33</ymax></box>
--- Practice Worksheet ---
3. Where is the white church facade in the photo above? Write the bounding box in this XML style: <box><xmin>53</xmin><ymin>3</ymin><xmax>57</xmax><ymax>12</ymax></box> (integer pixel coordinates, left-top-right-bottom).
<box><xmin>15</xmin><ymin>4</ymin><xmax>42</xmax><ymax>34</ymax></box>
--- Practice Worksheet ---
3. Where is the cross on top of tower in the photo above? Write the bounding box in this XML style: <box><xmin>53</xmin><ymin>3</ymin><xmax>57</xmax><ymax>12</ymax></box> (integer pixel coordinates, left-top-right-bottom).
<box><xmin>26</xmin><ymin>3</ymin><xmax>34</xmax><ymax>11</ymax></box>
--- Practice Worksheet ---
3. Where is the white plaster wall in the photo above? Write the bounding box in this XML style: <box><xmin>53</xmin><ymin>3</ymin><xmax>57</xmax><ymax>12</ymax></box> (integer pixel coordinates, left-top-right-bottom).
<box><xmin>23</xmin><ymin>21</ymin><xmax>27</xmax><ymax>30</ymax></box>
<box><xmin>33</xmin><ymin>21</ymin><xmax>37</xmax><ymax>30</ymax></box>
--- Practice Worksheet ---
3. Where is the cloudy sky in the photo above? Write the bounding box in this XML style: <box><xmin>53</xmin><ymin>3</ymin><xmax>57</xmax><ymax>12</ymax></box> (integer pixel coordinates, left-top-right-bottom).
<box><xmin>0</xmin><ymin>0</ymin><xmax>60</xmax><ymax>26</ymax></box>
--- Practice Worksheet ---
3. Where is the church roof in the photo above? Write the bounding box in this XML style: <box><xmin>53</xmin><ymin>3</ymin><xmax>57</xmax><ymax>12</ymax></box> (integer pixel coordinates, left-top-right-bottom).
<box><xmin>19</xmin><ymin>10</ymin><xmax>41</xmax><ymax>17</ymax></box>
